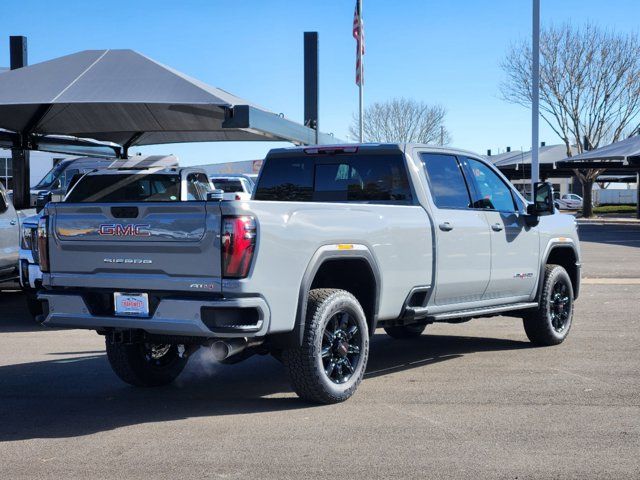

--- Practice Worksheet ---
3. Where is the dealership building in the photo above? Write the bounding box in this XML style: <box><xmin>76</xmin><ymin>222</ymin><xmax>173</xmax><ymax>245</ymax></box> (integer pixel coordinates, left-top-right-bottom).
<box><xmin>0</xmin><ymin>148</ymin><xmax>76</xmax><ymax>190</ymax></box>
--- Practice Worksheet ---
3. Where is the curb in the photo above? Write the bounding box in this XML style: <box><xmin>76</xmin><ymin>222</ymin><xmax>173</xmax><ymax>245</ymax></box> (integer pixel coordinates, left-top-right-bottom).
<box><xmin>576</xmin><ymin>219</ymin><xmax>640</xmax><ymax>226</ymax></box>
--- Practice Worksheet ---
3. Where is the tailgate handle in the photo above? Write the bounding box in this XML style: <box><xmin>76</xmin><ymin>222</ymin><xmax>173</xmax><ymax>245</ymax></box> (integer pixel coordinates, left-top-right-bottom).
<box><xmin>111</xmin><ymin>206</ymin><xmax>139</xmax><ymax>219</ymax></box>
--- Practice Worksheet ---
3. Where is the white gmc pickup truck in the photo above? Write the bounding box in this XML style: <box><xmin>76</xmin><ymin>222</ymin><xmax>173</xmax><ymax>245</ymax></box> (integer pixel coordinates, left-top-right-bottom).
<box><xmin>35</xmin><ymin>144</ymin><xmax>581</xmax><ymax>403</ymax></box>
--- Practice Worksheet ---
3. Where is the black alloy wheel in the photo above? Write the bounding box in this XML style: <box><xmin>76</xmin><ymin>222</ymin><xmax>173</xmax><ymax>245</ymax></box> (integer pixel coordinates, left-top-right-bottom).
<box><xmin>321</xmin><ymin>311</ymin><xmax>363</xmax><ymax>384</ymax></box>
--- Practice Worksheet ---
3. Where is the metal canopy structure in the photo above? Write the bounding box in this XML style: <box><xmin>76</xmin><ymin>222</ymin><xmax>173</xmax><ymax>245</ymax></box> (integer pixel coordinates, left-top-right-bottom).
<box><xmin>0</xmin><ymin>49</ymin><xmax>336</xmax><ymax>157</ymax></box>
<box><xmin>488</xmin><ymin>144</ymin><xmax>580</xmax><ymax>179</ymax></box>
<box><xmin>556</xmin><ymin>134</ymin><xmax>640</xmax><ymax>169</ymax></box>
<box><xmin>556</xmin><ymin>135</ymin><xmax>640</xmax><ymax>218</ymax></box>
<box><xmin>0</xmin><ymin>129</ymin><xmax>120</xmax><ymax>158</ymax></box>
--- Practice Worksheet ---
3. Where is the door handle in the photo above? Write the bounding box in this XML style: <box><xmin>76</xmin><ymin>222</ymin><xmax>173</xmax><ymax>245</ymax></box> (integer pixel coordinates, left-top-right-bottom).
<box><xmin>439</xmin><ymin>222</ymin><xmax>453</xmax><ymax>232</ymax></box>
<box><xmin>9</xmin><ymin>220</ymin><xmax>17</xmax><ymax>226</ymax></box>
<box><xmin>491</xmin><ymin>223</ymin><xmax>503</xmax><ymax>232</ymax></box>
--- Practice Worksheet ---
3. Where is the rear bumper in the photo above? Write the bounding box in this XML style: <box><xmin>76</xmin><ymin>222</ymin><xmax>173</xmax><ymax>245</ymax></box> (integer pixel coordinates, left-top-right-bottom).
<box><xmin>19</xmin><ymin>248</ymin><xmax>42</xmax><ymax>290</ymax></box>
<box><xmin>37</xmin><ymin>291</ymin><xmax>270</xmax><ymax>338</ymax></box>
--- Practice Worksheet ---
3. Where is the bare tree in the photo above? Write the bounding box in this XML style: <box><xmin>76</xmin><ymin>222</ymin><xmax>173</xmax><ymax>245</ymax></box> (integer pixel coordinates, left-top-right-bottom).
<box><xmin>501</xmin><ymin>23</ymin><xmax>640</xmax><ymax>217</ymax></box>
<box><xmin>350</xmin><ymin>98</ymin><xmax>451</xmax><ymax>145</ymax></box>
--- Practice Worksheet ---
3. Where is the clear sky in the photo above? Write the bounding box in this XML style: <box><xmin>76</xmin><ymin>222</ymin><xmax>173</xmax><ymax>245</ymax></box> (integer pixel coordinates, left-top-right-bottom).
<box><xmin>2</xmin><ymin>0</ymin><xmax>638</xmax><ymax>166</ymax></box>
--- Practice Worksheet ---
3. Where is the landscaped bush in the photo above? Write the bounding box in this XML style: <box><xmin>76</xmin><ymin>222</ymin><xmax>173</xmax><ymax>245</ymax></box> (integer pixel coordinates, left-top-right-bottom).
<box><xmin>593</xmin><ymin>204</ymin><xmax>637</xmax><ymax>214</ymax></box>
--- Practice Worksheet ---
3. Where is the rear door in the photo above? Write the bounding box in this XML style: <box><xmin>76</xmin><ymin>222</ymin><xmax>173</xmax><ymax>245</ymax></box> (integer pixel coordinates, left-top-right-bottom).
<box><xmin>421</xmin><ymin>153</ymin><xmax>491</xmax><ymax>305</ymax></box>
<box><xmin>462</xmin><ymin>157</ymin><xmax>539</xmax><ymax>299</ymax></box>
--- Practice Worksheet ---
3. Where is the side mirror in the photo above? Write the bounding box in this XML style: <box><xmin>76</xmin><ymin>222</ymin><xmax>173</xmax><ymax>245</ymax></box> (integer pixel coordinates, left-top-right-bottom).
<box><xmin>526</xmin><ymin>182</ymin><xmax>555</xmax><ymax>216</ymax></box>
<box><xmin>206</xmin><ymin>189</ymin><xmax>225</xmax><ymax>202</ymax></box>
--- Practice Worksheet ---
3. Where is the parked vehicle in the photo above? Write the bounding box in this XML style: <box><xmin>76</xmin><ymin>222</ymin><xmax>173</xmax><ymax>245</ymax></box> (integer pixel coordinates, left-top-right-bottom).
<box><xmin>209</xmin><ymin>174</ymin><xmax>254</xmax><ymax>201</ymax></box>
<box><xmin>553</xmin><ymin>192</ymin><xmax>583</xmax><ymax>210</ymax></box>
<box><xmin>31</xmin><ymin>157</ymin><xmax>115</xmax><ymax>209</ymax></box>
<box><xmin>35</xmin><ymin>144</ymin><xmax>581</xmax><ymax>404</ymax></box>
<box><xmin>20</xmin><ymin>163</ymin><xmax>213</xmax><ymax>316</ymax></box>
<box><xmin>0</xmin><ymin>182</ymin><xmax>20</xmax><ymax>284</ymax></box>
<box><xmin>32</xmin><ymin>155</ymin><xmax>180</xmax><ymax>210</ymax></box>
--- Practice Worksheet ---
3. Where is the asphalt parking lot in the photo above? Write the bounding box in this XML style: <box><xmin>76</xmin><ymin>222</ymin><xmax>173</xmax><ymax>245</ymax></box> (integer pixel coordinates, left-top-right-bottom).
<box><xmin>0</xmin><ymin>224</ymin><xmax>638</xmax><ymax>479</ymax></box>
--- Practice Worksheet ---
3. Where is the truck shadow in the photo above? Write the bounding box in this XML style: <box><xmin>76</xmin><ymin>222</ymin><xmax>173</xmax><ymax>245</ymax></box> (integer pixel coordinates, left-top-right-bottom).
<box><xmin>0</xmin><ymin>290</ymin><xmax>48</xmax><ymax>333</ymax></box>
<box><xmin>0</xmin><ymin>332</ymin><xmax>530</xmax><ymax>441</ymax></box>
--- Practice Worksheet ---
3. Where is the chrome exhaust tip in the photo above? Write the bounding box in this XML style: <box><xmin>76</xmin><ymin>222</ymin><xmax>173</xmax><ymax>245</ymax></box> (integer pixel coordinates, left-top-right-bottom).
<box><xmin>210</xmin><ymin>338</ymin><xmax>263</xmax><ymax>362</ymax></box>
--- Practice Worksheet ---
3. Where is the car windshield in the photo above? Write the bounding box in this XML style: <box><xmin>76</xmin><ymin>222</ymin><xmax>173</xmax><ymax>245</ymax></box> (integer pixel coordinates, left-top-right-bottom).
<box><xmin>211</xmin><ymin>178</ymin><xmax>244</xmax><ymax>193</ymax></box>
<box><xmin>34</xmin><ymin>163</ymin><xmax>67</xmax><ymax>189</ymax></box>
<box><xmin>66</xmin><ymin>173</ymin><xmax>181</xmax><ymax>202</ymax></box>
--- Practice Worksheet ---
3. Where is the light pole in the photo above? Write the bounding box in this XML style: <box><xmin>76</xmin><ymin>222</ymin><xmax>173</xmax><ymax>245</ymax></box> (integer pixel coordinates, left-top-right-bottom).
<box><xmin>531</xmin><ymin>0</ymin><xmax>540</xmax><ymax>188</ymax></box>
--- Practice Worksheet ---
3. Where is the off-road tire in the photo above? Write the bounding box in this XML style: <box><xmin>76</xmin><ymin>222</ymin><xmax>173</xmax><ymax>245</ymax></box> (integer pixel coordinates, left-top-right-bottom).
<box><xmin>283</xmin><ymin>288</ymin><xmax>369</xmax><ymax>404</ymax></box>
<box><xmin>384</xmin><ymin>323</ymin><xmax>426</xmax><ymax>339</ymax></box>
<box><xmin>523</xmin><ymin>264</ymin><xmax>574</xmax><ymax>346</ymax></box>
<box><xmin>106</xmin><ymin>341</ymin><xmax>188</xmax><ymax>387</ymax></box>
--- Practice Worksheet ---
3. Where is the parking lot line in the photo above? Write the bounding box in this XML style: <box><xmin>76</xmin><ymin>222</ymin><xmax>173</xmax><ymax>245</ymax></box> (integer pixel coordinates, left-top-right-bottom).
<box><xmin>582</xmin><ymin>278</ymin><xmax>640</xmax><ymax>284</ymax></box>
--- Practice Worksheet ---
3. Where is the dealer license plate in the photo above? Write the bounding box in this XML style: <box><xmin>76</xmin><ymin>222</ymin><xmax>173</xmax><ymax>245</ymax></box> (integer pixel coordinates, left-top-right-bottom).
<box><xmin>114</xmin><ymin>292</ymin><xmax>149</xmax><ymax>317</ymax></box>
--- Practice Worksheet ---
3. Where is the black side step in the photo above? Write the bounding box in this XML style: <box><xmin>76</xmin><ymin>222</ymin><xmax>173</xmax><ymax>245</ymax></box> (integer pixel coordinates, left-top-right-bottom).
<box><xmin>429</xmin><ymin>302</ymin><xmax>538</xmax><ymax>321</ymax></box>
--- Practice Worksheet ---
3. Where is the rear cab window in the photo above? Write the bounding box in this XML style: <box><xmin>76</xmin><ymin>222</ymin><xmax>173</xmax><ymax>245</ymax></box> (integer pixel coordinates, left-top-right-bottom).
<box><xmin>66</xmin><ymin>173</ymin><xmax>182</xmax><ymax>203</ymax></box>
<box><xmin>254</xmin><ymin>152</ymin><xmax>413</xmax><ymax>204</ymax></box>
<box><xmin>212</xmin><ymin>178</ymin><xmax>245</xmax><ymax>193</ymax></box>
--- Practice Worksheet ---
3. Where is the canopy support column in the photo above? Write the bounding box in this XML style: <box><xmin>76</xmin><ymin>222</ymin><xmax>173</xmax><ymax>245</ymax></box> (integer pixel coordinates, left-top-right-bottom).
<box><xmin>9</xmin><ymin>35</ymin><xmax>30</xmax><ymax>209</ymax></box>
<box><xmin>636</xmin><ymin>171</ymin><xmax>640</xmax><ymax>220</ymax></box>
<box><xmin>121</xmin><ymin>132</ymin><xmax>144</xmax><ymax>159</ymax></box>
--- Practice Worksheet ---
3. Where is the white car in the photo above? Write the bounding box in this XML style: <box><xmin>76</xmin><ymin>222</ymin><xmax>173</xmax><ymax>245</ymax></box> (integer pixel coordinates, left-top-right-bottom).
<box><xmin>554</xmin><ymin>193</ymin><xmax>583</xmax><ymax>210</ymax></box>
<box><xmin>210</xmin><ymin>175</ymin><xmax>253</xmax><ymax>201</ymax></box>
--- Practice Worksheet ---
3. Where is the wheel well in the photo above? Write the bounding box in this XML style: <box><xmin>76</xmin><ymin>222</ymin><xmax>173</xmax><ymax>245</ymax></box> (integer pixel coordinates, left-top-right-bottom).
<box><xmin>546</xmin><ymin>246</ymin><xmax>578</xmax><ymax>294</ymax></box>
<box><xmin>310</xmin><ymin>258</ymin><xmax>377</xmax><ymax>333</ymax></box>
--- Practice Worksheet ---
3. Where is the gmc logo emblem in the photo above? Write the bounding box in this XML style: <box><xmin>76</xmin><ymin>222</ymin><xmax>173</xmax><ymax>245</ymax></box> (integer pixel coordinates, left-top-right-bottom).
<box><xmin>98</xmin><ymin>224</ymin><xmax>151</xmax><ymax>237</ymax></box>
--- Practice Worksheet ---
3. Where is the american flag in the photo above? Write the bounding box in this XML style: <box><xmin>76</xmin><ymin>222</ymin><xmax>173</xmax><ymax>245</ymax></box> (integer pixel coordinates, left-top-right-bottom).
<box><xmin>352</xmin><ymin>1</ymin><xmax>364</xmax><ymax>86</ymax></box>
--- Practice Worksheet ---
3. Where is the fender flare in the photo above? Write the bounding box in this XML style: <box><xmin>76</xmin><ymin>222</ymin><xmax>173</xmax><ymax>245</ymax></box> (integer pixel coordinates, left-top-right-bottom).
<box><xmin>535</xmin><ymin>240</ymin><xmax>581</xmax><ymax>301</ymax></box>
<box><xmin>292</xmin><ymin>245</ymin><xmax>381</xmax><ymax>346</ymax></box>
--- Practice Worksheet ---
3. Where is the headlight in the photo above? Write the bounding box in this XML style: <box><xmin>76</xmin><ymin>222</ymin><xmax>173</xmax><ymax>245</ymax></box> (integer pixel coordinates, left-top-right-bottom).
<box><xmin>21</xmin><ymin>227</ymin><xmax>33</xmax><ymax>250</ymax></box>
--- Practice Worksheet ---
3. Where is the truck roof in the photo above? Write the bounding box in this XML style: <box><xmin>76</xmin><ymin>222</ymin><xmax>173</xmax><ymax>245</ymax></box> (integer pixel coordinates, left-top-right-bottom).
<box><xmin>80</xmin><ymin>166</ymin><xmax>203</xmax><ymax>177</ymax></box>
<box><xmin>266</xmin><ymin>143</ymin><xmax>485</xmax><ymax>160</ymax></box>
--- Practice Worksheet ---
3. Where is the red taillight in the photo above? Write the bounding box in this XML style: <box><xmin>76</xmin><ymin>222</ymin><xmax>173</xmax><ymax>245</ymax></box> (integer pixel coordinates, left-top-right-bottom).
<box><xmin>221</xmin><ymin>216</ymin><xmax>256</xmax><ymax>278</ymax></box>
<box><xmin>37</xmin><ymin>216</ymin><xmax>50</xmax><ymax>273</ymax></box>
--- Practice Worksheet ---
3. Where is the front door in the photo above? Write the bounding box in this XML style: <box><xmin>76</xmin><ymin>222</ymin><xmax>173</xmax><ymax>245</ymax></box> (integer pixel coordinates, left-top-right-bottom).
<box><xmin>462</xmin><ymin>157</ymin><xmax>540</xmax><ymax>299</ymax></box>
<box><xmin>421</xmin><ymin>153</ymin><xmax>491</xmax><ymax>305</ymax></box>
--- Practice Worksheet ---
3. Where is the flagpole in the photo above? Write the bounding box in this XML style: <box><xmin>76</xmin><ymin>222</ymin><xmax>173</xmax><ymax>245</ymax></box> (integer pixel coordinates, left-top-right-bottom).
<box><xmin>358</xmin><ymin>0</ymin><xmax>364</xmax><ymax>142</ymax></box>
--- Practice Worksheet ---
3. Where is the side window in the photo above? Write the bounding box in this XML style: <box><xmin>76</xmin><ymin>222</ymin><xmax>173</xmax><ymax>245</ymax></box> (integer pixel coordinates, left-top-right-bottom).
<box><xmin>186</xmin><ymin>174</ymin><xmax>200</xmax><ymax>201</ymax></box>
<box><xmin>61</xmin><ymin>169</ymin><xmax>80</xmax><ymax>188</ymax></box>
<box><xmin>195</xmin><ymin>173</ymin><xmax>213</xmax><ymax>197</ymax></box>
<box><xmin>0</xmin><ymin>188</ymin><xmax>7</xmax><ymax>213</ymax></box>
<box><xmin>421</xmin><ymin>153</ymin><xmax>471</xmax><ymax>209</ymax></box>
<box><xmin>463</xmin><ymin>158</ymin><xmax>516</xmax><ymax>212</ymax></box>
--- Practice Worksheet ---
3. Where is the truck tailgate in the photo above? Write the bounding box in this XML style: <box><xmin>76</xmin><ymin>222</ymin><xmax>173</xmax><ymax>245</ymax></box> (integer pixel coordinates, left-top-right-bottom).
<box><xmin>46</xmin><ymin>202</ymin><xmax>222</xmax><ymax>292</ymax></box>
